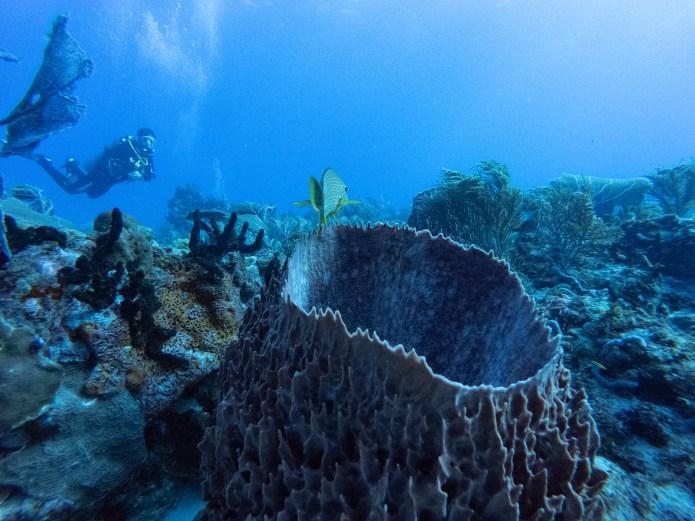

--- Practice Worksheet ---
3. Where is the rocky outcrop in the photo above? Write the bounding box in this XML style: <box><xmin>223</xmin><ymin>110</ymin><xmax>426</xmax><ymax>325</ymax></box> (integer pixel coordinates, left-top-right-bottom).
<box><xmin>617</xmin><ymin>215</ymin><xmax>695</xmax><ymax>280</ymax></box>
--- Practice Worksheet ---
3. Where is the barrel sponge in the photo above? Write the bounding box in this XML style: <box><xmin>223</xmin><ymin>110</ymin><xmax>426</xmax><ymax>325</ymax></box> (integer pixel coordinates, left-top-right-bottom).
<box><xmin>199</xmin><ymin>225</ymin><xmax>607</xmax><ymax>520</ymax></box>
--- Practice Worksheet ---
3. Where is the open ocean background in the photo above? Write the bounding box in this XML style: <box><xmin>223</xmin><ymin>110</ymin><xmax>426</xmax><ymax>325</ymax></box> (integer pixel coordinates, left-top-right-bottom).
<box><xmin>1</xmin><ymin>0</ymin><xmax>694</xmax><ymax>228</ymax></box>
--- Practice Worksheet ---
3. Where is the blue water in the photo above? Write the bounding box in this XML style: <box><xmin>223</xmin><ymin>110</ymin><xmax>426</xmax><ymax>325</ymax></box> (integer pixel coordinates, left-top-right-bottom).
<box><xmin>1</xmin><ymin>0</ymin><xmax>694</xmax><ymax>227</ymax></box>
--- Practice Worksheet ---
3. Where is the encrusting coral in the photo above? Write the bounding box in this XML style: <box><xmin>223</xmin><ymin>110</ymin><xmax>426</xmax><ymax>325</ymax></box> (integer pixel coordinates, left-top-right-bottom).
<box><xmin>47</xmin><ymin>208</ymin><xmax>250</xmax><ymax>415</ymax></box>
<box><xmin>200</xmin><ymin>224</ymin><xmax>607</xmax><ymax>521</ymax></box>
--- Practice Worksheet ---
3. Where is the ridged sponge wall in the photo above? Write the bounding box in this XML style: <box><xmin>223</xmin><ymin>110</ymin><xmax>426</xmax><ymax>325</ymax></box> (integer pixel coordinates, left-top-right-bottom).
<box><xmin>199</xmin><ymin>225</ymin><xmax>607</xmax><ymax>520</ymax></box>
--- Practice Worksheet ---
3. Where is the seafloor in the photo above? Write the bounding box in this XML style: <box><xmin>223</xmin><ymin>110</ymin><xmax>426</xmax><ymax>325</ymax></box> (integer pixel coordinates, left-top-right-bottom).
<box><xmin>0</xmin><ymin>163</ymin><xmax>693</xmax><ymax>520</ymax></box>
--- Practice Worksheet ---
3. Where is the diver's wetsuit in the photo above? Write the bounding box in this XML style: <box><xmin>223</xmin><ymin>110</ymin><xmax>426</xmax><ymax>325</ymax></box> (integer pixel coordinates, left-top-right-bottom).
<box><xmin>36</xmin><ymin>136</ymin><xmax>155</xmax><ymax>198</ymax></box>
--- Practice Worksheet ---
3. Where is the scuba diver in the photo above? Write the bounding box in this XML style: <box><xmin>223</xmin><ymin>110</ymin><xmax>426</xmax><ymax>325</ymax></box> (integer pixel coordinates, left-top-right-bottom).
<box><xmin>32</xmin><ymin>128</ymin><xmax>157</xmax><ymax>198</ymax></box>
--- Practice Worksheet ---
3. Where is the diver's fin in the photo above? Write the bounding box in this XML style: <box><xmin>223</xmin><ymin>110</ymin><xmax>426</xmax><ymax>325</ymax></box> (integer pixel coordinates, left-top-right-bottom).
<box><xmin>0</xmin><ymin>15</ymin><xmax>93</xmax><ymax>157</ymax></box>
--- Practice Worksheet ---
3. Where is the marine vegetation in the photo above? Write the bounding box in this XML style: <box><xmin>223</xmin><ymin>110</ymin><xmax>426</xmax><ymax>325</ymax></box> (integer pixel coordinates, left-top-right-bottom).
<box><xmin>521</xmin><ymin>180</ymin><xmax>620</xmax><ymax>271</ymax></box>
<box><xmin>294</xmin><ymin>168</ymin><xmax>360</xmax><ymax>230</ymax></box>
<box><xmin>408</xmin><ymin>160</ymin><xmax>524</xmax><ymax>261</ymax></box>
<box><xmin>0</xmin><ymin>15</ymin><xmax>93</xmax><ymax>157</ymax></box>
<box><xmin>647</xmin><ymin>162</ymin><xmax>695</xmax><ymax>216</ymax></box>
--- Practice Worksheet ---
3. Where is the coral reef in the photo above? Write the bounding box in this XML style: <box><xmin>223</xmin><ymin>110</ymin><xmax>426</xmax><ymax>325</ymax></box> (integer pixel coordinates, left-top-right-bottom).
<box><xmin>0</xmin><ymin>322</ymin><xmax>62</xmax><ymax>434</ymax></box>
<box><xmin>526</xmin><ymin>220</ymin><xmax>695</xmax><ymax>519</ymax></box>
<box><xmin>200</xmin><ymin>225</ymin><xmax>606</xmax><ymax>520</ymax></box>
<box><xmin>2</xmin><ymin>160</ymin><xmax>694</xmax><ymax>520</ymax></box>
<box><xmin>165</xmin><ymin>184</ymin><xmax>225</xmax><ymax>237</ymax></box>
<box><xmin>617</xmin><ymin>215</ymin><xmax>695</xmax><ymax>280</ymax></box>
<box><xmin>552</xmin><ymin>175</ymin><xmax>651</xmax><ymax>221</ymax></box>
<box><xmin>519</xmin><ymin>181</ymin><xmax>621</xmax><ymax>271</ymax></box>
<box><xmin>0</xmin><ymin>200</ymin><xmax>264</xmax><ymax>519</ymax></box>
<box><xmin>408</xmin><ymin>161</ymin><xmax>523</xmax><ymax>260</ymax></box>
<box><xmin>4</xmin><ymin>211</ymin><xmax>67</xmax><ymax>254</ymax></box>
<box><xmin>647</xmin><ymin>163</ymin><xmax>695</xmax><ymax>217</ymax></box>
<box><xmin>0</xmin><ymin>377</ymin><xmax>147</xmax><ymax>521</ymax></box>
<box><xmin>0</xmin><ymin>208</ymin><xmax>10</xmax><ymax>266</ymax></box>
<box><xmin>188</xmin><ymin>209</ymin><xmax>264</xmax><ymax>259</ymax></box>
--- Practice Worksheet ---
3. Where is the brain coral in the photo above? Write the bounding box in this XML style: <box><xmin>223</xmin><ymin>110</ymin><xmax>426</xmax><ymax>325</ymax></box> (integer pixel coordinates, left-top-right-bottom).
<box><xmin>200</xmin><ymin>225</ymin><xmax>607</xmax><ymax>521</ymax></box>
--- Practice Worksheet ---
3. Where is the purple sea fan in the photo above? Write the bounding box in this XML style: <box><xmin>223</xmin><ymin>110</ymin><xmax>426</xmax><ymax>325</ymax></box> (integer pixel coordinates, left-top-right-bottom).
<box><xmin>200</xmin><ymin>224</ymin><xmax>607</xmax><ymax>521</ymax></box>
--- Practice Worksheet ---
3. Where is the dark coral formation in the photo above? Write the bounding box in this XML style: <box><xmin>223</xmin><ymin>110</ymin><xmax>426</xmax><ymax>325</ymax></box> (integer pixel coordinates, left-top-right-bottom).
<box><xmin>58</xmin><ymin>207</ymin><xmax>154</xmax><ymax>310</ymax></box>
<box><xmin>200</xmin><ymin>225</ymin><xmax>606</xmax><ymax>520</ymax></box>
<box><xmin>188</xmin><ymin>209</ymin><xmax>264</xmax><ymax>258</ymax></box>
<box><xmin>58</xmin><ymin>208</ymin><xmax>127</xmax><ymax>310</ymax></box>
<box><xmin>4</xmin><ymin>212</ymin><xmax>67</xmax><ymax>254</ymax></box>
<box><xmin>187</xmin><ymin>209</ymin><xmax>265</xmax><ymax>281</ymax></box>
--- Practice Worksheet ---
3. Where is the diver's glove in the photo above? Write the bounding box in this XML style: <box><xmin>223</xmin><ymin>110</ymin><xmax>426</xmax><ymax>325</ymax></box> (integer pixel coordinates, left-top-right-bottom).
<box><xmin>127</xmin><ymin>171</ymin><xmax>144</xmax><ymax>181</ymax></box>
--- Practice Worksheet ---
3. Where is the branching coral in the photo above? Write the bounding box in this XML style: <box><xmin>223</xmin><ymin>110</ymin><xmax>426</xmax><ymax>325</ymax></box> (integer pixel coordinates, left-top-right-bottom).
<box><xmin>188</xmin><ymin>210</ymin><xmax>264</xmax><ymax>257</ymax></box>
<box><xmin>408</xmin><ymin>160</ymin><xmax>523</xmax><ymax>260</ymax></box>
<box><xmin>187</xmin><ymin>209</ymin><xmax>264</xmax><ymax>279</ymax></box>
